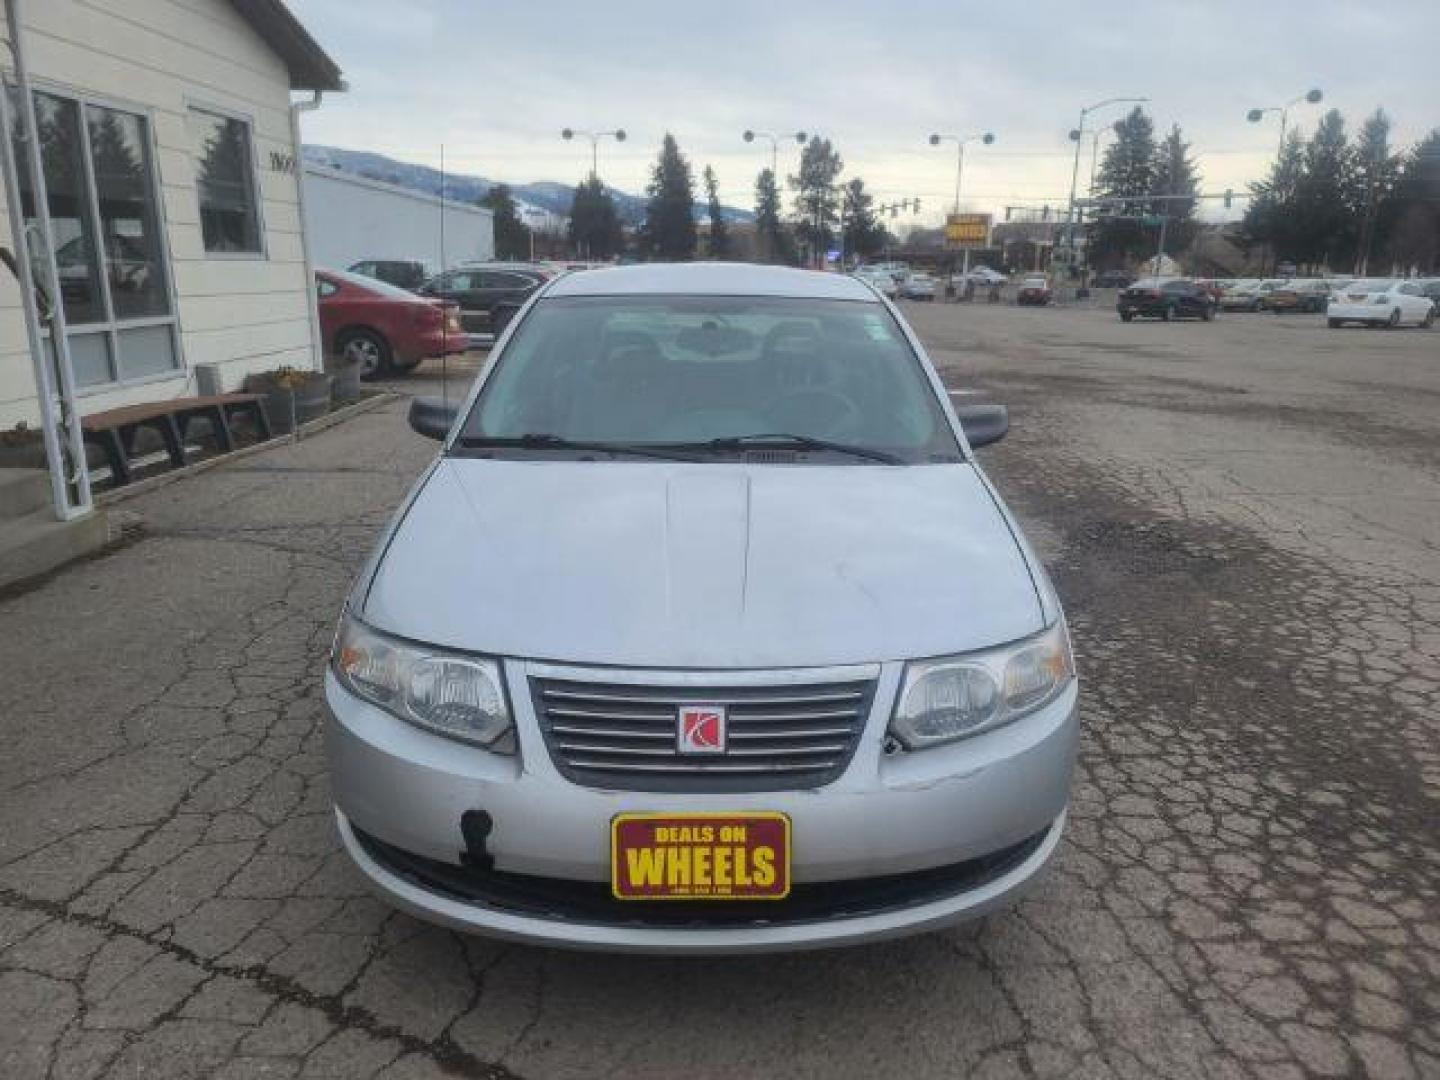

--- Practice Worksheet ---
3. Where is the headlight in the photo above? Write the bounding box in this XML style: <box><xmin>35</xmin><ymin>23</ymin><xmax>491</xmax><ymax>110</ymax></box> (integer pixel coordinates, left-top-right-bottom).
<box><xmin>889</xmin><ymin>621</ymin><xmax>1074</xmax><ymax>750</ymax></box>
<box><xmin>331</xmin><ymin>613</ymin><xmax>513</xmax><ymax>750</ymax></box>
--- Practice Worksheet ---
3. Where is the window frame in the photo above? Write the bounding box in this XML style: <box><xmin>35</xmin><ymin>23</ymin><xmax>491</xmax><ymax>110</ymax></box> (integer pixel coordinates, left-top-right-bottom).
<box><xmin>19</xmin><ymin>79</ymin><xmax>185</xmax><ymax>394</ymax></box>
<box><xmin>185</xmin><ymin>99</ymin><xmax>268</xmax><ymax>260</ymax></box>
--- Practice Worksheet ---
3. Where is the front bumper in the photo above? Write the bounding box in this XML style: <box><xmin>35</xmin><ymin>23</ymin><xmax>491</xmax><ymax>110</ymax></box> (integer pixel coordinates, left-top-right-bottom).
<box><xmin>324</xmin><ymin>663</ymin><xmax>1078</xmax><ymax>952</ymax></box>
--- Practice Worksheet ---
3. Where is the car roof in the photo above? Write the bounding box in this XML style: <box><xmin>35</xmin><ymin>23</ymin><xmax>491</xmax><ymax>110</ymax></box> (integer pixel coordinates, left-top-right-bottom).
<box><xmin>544</xmin><ymin>262</ymin><xmax>878</xmax><ymax>300</ymax></box>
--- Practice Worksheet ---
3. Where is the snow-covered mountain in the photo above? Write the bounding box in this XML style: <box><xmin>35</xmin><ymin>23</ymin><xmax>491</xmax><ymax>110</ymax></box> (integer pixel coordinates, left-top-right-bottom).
<box><xmin>302</xmin><ymin>145</ymin><xmax>753</xmax><ymax>226</ymax></box>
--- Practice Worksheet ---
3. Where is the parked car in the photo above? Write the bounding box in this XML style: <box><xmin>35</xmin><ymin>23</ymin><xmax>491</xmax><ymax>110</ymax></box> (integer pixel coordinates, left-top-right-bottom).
<box><xmin>1118</xmin><ymin>278</ymin><xmax>1217</xmax><ymax>322</ymax></box>
<box><xmin>1219</xmin><ymin>280</ymin><xmax>1278</xmax><ymax>312</ymax></box>
<box><xmin>1191</xmin><ymin>279</ymin><xmax>1226</xmax><ymax>303</ymax></box>
<box><xmin>1260</xmin><ymin>279</ymin><xmax>1331</xmax><ymax>313</ymax></box>
<box><xmin>418</xmin><ymin>263</ymin><xmax>551</xmax><ymax>336</ymax></box>
<box><xmin>315</xmin><ymin>269</ymin><xmax>466</xmax><ymax>379</ymax></box>
<box><xmin>1090</xmin><ymin>270</ymin><xmax>1133</xmax><ymax>289</ymax></box>
<box><xmin>963</xmin><ymin>265</ymin><xmax>1007</xmax><ymax>286</ymax></box>
<box><xmin>326</xmin><ymin>263</ymin><xmax>1077</xmax><ymax>953</ymax></box>
<box><xmin>1327</xmin><ymin>280</ymin><xmax>1436</xmax><ymax>329</ymax></box>
<box><xmin>324</xmin><ymin>264</ymin><xmax>1071</xmax><ymax>956</ymax></box>
<box><xmin>1016</xmin><ymin>275</ymin><xmax>1052</xmax><ymax>306</ymax></box>
<box><xmin>853</xmin><ymin>271</ymin><xmax>899</xmax><ymax>299</ymax></box>
<box><xmin>347</xmin><ymin>259</ymin><xmax>434</xmax><ymax>292</ymax></box>
<box><xmin>1413</xmin><ymin>278</ymin><xmax>1440</xmax><ymax>305</ymax></box>
<box><xmin>901</xmin><ymin>272</ymin><xmax>938</xmax><ymax>300</ymax></box>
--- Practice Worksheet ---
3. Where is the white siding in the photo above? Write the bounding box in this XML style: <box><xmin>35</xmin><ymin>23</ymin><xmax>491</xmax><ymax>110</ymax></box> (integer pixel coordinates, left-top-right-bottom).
<box><xmin>303</xmin><ymin>165</ymin><xmax>495</xmax><ymax>273</ymax></box>
<box><xmin>0</xmin><ymin>0</ymin><xmax>321</xmax><ymax>427</ymax></box>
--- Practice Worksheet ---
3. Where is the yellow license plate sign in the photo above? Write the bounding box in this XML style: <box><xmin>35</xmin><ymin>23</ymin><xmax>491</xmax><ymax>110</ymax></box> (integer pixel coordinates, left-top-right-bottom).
<box><xmin>611</xmin><ymin>813</ymin><xmax>791</xmax><ymax>900</ymax></box>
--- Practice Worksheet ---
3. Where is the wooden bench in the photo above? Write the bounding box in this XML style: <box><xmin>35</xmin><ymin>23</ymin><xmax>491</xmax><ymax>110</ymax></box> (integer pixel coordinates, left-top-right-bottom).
<box><xmin>82</xmin><ymin>393</ymin><xmax>272</xmax><ymax>487</ymax></box>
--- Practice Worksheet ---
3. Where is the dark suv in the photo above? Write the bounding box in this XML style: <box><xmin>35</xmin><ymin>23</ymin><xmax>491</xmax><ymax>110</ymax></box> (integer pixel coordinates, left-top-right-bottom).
<box><xmin>347</xmin><ymin>259</ymin><xmax>432</xmax><ymax>292</ymax></box>
<box><xmin>418</xmin><ymin>264</ymin><xmax>550</xmax><ymax>336</ymax></box>
<box><xmin>1118</xmin><ymin>279</ymin><xmax>1216</xmax><ymax>322</ymax></box>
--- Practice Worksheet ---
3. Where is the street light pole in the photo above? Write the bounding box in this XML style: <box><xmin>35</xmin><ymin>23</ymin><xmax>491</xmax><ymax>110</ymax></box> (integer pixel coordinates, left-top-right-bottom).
<box><xmin>561</xmin><ymin>127</ymin><xmax>628</xmax><ymax>180</ymax></box>
<box><xmin>743</xmin><ymin>129</ymin><xmax>807</xmax><ymax>178</ymax></box>
<box><xmin>1065</xmin><ymin>97</ymin><xmax>1148</xmax><ymax>287</ymax></box>
<box><xmin>1247</xmin><ymin>88</ymin><xmax>1323</xmax><ymax>157</ymax></box>
<box><xmin>927</xmin><ymin>132</ymin><xmax>995</xmax><ymax>276</ymax></box>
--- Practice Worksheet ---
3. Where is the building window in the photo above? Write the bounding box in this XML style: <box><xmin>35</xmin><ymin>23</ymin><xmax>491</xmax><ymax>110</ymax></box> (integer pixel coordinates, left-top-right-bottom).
<box><xmin>188</xmin><ymin>107</ymin><xmax>262</xmax><ymax>254</ymax></box>
<box><xmin>9</xmin><ymin>88</ymin><xmax>179</xmax><ymax>388</ymax></box>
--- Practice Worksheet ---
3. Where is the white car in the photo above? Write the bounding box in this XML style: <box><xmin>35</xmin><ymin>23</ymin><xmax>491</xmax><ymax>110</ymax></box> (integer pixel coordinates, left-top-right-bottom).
<box><xmin>854</xmin><ymin>271</ymin><xmax>899</xmax><ymax>299</ymax></box>
<box><xmin>901</xmin><ymin>273</ymin><xmax>938</xmax><ymax>300</ymax></box>
<box><xmin>963</xmin><ymin>266</ymin><xmax>1007</xmax><ymax>286</ymax></box>
<box><xmin>1327</xmin><ymin>280</ymin><xmax>1436</xmax><ymax>329</ymax></box>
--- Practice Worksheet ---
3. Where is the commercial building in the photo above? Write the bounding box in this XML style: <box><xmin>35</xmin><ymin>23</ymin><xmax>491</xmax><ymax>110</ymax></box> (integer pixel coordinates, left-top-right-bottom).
<box><xmin>302</xmin><ymin>162</ymin><xmax>494</xmax><ymax>274</ymax></box>
<box><xmin>0</xmin><ymin>0</ymin><xmax>343</xmax><ymax>430</ymax></box>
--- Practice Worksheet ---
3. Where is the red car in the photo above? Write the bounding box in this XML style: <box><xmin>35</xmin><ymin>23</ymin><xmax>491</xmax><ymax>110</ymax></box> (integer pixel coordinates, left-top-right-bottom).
<box><xmin>1017</xmin><ymin>274</ymin><xmax>1053</xmax><ymax>306</ymax></box>
<box><xmin>316</xmin><ymin>269</ymin><xmax>466</xmax><ymax>379</ymax></box>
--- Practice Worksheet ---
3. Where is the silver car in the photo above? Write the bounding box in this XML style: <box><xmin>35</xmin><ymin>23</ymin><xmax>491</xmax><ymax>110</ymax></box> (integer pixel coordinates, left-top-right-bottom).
<box><xmin>325</xmin><ymin>263</ymin><xmax>1078</xmax><ymax>954</ymax></box>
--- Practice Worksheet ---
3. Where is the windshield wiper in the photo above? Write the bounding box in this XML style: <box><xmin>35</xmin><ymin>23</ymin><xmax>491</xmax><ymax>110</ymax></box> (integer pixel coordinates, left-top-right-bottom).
<box><xmin>454</xmin><ymin>433</ymin><xmax>699</xmax><ymax>462</ymax></box>
<box><xmin>664</xmin><ymin>433</ymin><xmax>904</xmax><ymax>465</ymax></box>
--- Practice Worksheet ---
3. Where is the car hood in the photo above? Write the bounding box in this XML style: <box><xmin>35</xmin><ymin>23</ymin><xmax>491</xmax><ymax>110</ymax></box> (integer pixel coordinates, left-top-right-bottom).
<box><xmin>362</xmin><ymin>458</ymin><xmax>1044</xmax><ymax>669</ymax></box>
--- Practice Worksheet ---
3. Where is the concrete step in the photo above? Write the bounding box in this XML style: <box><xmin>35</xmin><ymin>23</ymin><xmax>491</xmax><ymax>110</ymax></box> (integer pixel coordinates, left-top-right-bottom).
<box><xmin>0</xmin><ymin>507</ymin><xmax>109</xmax><ymax>591</ymax></box>
<box><xmin>0</xmin><ymin>468</ymin><xmax>51</xmax><ymax>522</ymax></box>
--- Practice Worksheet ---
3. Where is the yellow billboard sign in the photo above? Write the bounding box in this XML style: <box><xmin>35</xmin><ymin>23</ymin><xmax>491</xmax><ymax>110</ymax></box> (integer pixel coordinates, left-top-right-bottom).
<box><xmin>945</xmin><ymin>213</ymin><xmax>991</xmax><ymax>246</ymax></box>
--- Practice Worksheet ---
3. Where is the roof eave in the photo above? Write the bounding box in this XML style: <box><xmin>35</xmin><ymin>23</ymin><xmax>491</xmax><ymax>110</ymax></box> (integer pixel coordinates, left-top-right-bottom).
<box><xmin>228</xmin><ymin>0</ymin><xmax>345</xmax><ymax>93</ymax></box>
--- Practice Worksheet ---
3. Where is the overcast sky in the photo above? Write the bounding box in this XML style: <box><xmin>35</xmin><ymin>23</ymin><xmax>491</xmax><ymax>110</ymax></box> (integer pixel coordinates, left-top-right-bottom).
<box><xmin>290</xmin><ymin>0</ymin><xmax>1439</xmax><ymax>226</ymax></box>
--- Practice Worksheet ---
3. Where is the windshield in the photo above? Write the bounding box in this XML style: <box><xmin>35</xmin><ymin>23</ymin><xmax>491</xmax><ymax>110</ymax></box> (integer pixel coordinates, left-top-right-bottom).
<box><xmin>459</xmin><ymin>295</ymin><xmax>961</xmax><ymax>464</ymax></box>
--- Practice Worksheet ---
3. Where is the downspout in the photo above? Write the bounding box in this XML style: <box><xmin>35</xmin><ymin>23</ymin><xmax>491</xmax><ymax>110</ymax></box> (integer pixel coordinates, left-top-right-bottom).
<box><xmin>290</xmin><ymin>89</ymin><xmax>327</xmax><ymax>374</ymax></box>
<box><xmin>1</xmin><ymin>0</ymin><xmax>91</xmax><ymax>519</ymax></box>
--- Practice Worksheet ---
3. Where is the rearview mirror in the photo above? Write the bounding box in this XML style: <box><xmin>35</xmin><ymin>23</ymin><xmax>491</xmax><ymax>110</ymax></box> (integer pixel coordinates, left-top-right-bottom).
<box><xmin>409</xmin><ymin>397</ymin><xmax>459</xmax><ymax>441</ymax></box>
<box><xmin>954</xmin><ymin>403</ymin><xmax>1009</xmax><ymax>449</ymax></box>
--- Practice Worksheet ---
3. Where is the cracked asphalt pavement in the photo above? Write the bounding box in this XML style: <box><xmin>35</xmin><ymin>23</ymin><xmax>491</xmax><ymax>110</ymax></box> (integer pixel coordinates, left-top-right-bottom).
<box><xmin>1</xmin><ymin>302</ymin><xmax>1436</xmax><ymax>1079</ymax></box>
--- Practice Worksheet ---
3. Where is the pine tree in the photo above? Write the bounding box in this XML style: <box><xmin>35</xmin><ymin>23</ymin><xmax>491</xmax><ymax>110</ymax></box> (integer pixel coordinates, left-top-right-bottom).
<box><xmin>1090</xmin><ymin>107</ymin><xmax>1158</xmax><ymax>267</ymax></box>
<box><xmin>567</xmin><ymin>175</ymin><xmax>624</xmax><ymax>260</ymax></box>
<box><xmin>703</xmin><ymin>166</ymin><xmax>729</xmax><ymax>259</ymax></box>
<box><xmin>789</xmin><ymin>138</ymin><xmax>843</xmax><ymax>267</ymax></box>
<box><xmin>840</xmin><ymin>177</ymin><xmax>884</xmax><ymax>261</ymax></box>
<box><xmin>754</xmin><ymin>168</ymin><xmax>793</xmax><ymax>264</ymax></box>
<box><xmin>1292</xmin><ymin>110</ymin><xmax>1357</xmax><ymax>272</ymax></box>
<box><xmin>1352</xmin><ymin>110</ymin><xmax>1402</xmax><ymax>274</ymax></box>
<box><xmin>1385</xmin><ymin>129</ymin><xmax>1440</xmax><ymax>273</ymax></box>
<box><xmin>639</xmin><ymin>133</ymin><xmax>697</xmax><ymax>261</ymax></box>
<box><xmin>1243</xmin><ymin>130</ymin><xmax>1306</xmax><ymax>266</ymax></box>
<box><xmin>1151</xmin><ymin>125</ymin><xmax>1201</xmax><ymax>256</ymax></box>
<box><xmin>480</xmin><ymin>184</ymin><xmax>532</xmax><ymax>261</ymax></box>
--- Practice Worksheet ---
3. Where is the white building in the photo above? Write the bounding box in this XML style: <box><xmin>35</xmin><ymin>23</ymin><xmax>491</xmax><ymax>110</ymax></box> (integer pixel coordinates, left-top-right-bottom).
<box><xmin>302</xmin><ymin>163</ymin><xmax>494</xmax><ymax>274</ymax></box>
<box><xmin>0</xmin><ymin>0</ymin><xmax>343</xmax><ymax>429</ymax></box>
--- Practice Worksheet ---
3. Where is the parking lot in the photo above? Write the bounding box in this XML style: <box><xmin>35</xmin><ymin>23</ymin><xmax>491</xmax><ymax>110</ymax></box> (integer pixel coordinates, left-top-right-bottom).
<box><xmin>1</xmin><ymin>300</ymin><xmax>1436</xmax><ymax>1079</ymax></box>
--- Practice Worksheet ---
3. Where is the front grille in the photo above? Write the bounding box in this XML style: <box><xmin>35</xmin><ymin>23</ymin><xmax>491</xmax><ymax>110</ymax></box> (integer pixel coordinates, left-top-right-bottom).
<box><xmin>531</xmin><ymin>672</ymin><xmax>877</xmax><ymax>792</ymax></box>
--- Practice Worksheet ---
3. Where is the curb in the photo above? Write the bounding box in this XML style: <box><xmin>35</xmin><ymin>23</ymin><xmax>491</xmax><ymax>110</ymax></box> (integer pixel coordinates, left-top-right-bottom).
<box><xmin>96</xmin><ymin>392</ymin><xmax>398</xmax><ymax>507</ymax></box>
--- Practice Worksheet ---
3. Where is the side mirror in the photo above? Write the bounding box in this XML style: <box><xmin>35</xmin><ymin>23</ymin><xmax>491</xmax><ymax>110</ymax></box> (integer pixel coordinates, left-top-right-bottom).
<box><xmin>954</xmin><ymin>403</ymin><xmax>1008</xmax><ymax>449</ymax></box>
<box><xmin>409</xmin><ymin>397</ymin><xmax>459</xmax><ymax>442</ymax></box>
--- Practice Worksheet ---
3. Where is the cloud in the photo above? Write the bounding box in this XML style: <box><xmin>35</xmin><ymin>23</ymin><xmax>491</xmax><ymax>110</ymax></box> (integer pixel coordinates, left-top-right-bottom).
<box><xmin>290</xmin><ymin>0</ymin><xmax>1440</xmax><ymax>225</ymax></box>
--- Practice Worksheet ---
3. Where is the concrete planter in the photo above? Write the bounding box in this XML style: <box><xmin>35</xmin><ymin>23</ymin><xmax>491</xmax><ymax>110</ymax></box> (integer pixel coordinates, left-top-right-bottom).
<box><xmin>325</xmin><ymin>354</ymin><xmax>364</xmax><ymax>406</ymax></box>
<box><xmin>244</xmin><ymin>371</ymin><xmax>332</xmax><ymax>434</ymax></box>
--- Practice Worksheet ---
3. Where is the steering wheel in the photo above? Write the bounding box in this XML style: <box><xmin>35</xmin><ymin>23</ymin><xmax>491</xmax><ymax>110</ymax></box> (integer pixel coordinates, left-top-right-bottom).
<box><xmin>767</xmin><ymin>387</ymin><xmax>860</xmax><ymax>437</ymax></box>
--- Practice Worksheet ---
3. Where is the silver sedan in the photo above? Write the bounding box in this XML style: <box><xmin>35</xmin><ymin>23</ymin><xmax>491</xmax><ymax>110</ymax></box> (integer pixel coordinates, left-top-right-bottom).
<box><xmin>325</xmin><ymin>263</ymin><xmax>1078</xmax><ymax>953</ymax></box>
